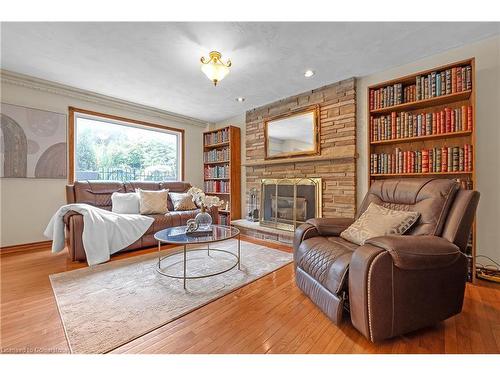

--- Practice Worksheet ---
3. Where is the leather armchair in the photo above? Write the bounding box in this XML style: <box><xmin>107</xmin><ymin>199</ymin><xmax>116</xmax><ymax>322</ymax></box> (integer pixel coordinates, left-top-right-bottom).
<box><xmin>294</xmin><ymin>178</ymin><xmax>480</xmax><ymax>342</ymax></box>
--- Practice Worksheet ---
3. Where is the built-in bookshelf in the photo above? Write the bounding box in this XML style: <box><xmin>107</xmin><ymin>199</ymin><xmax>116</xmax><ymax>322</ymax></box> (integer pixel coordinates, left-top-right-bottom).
<box><xmin>203</xmin><ymin>125</ymin><xmax>241</xmax><ymax>225</ymax></box>
<box><xmin>367</xmin><ymin>58</ymin><xmax>477</xmax><ymax>282</ymax></box>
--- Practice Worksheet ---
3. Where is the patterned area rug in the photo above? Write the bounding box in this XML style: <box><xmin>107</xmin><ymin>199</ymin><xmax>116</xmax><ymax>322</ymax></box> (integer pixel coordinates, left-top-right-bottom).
<box><xmin>50</xmin><ymin>240</ymin><xmax>293</xmax><ymax>353</ymax></box>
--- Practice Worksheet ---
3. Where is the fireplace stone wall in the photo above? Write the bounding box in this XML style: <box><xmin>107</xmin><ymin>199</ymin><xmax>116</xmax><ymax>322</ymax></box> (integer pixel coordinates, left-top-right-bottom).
<box><xmin>245</xmin><ymin>78</ymin><xmax>357</xmax><ymax>219</ymax></box>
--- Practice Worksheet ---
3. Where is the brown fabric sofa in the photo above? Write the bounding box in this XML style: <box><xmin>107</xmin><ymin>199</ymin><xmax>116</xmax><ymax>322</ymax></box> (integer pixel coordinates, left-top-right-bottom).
<box><xmin>64</xmin><ymin>181</ymin><xmax>218</xmax><ymax>262</ymax></box>
<box><xmin>294</xmin><ymin>178</ymin><xmax>479</xmax><ymax>342</ymax></box>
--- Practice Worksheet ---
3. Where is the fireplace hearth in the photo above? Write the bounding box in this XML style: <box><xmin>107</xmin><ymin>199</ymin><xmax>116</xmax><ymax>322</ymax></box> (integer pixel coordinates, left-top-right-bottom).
<box><xmin>260</xmin><ymin>178</ymin><xmax>322</xmax><ymax>231</ymax></box>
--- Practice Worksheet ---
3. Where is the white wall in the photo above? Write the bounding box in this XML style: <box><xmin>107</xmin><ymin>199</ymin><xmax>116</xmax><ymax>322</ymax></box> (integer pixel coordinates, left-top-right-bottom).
<box><xmin>357</xmin><ymin>35</ymin><xmax>500</xmax><ymax>263</ymax></box>
<box><xmin>211</xmin><ymin>114</ymin><xmax>247</xmax><ymax>217</ymax></box>
<box><xmin>0</xmin><ymin>79</ymin><xmax>208</xmax><ymax>247</ymax></box>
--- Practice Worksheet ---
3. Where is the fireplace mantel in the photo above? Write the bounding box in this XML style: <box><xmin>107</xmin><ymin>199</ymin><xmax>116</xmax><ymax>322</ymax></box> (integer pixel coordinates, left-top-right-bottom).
<box><xmin>242</xmin><ymin>149</ymin><xmax>357</xmax><ymax>167</ymax></box>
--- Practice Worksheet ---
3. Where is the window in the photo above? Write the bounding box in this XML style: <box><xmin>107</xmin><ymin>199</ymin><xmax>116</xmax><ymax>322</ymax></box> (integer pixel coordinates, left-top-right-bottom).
<box><xmin>69</xmin><ymin>108</ymin><xmax>184</xmax><ymax>183</ymax></box>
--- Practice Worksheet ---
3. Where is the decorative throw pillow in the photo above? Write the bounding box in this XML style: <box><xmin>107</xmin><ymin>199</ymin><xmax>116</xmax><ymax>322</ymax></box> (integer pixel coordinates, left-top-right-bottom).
<box><xmin>169</xmin><ymin>192</ymin><xmax>197</xmax><ymax>211</ymax></box>
<box><xmin>137</xmin><ymin>189</ymin><xmax>169</xmax><ymax>215</ymax></box>
<box><xmin>111</xmin><ymin>192</ymin><xmax>140</xmax><ymax>214</ymax></box>
<box><xmin>340</xmin><ymin>203</ymin><xmax>420</xmax><ymax>246</ymax></box>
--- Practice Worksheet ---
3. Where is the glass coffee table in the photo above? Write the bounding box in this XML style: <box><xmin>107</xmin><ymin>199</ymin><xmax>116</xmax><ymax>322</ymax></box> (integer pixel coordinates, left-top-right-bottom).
<box><xmin>154</xmin><ymin>225</ymin><xmax>241</xmax><ymax>289</ymax></box>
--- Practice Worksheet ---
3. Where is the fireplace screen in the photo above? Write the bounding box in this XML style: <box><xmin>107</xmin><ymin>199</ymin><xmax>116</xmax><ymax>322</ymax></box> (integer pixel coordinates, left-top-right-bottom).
<box><xmin>260</xmin><ymin>178</ymin><xmax>322</xmax><ymax>231</ymax></box>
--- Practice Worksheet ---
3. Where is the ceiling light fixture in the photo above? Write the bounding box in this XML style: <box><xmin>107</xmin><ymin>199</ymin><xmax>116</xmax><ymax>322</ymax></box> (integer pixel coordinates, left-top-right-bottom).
<box><xmin>200</xmin><ymin>51</ymin><xmax>231</xmax><ymax>86</ymax></box>
<box><xmin>304</xmin><ymin>70</ymin><xmax>315</xmax><ymax>78</ymax></box>
<box><xmin>236</xmin><ymin>97</ymin><xmax>245</xmax><ymax>102</ymax></box>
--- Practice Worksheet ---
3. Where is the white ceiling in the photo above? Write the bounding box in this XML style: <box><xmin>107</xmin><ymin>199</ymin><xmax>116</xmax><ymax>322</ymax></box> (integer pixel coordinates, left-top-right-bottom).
<box><xmin>1</xmin><ymin>22</ymin><xmax>499</xmax><ymax>123</ymax></box>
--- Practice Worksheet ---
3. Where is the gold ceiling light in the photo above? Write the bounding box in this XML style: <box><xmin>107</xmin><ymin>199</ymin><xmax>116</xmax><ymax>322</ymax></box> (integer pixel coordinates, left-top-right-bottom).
<box><xmin>200</xmin><ymin>51</ymin><xmax>231</xmax><ymax>86</ymax></box>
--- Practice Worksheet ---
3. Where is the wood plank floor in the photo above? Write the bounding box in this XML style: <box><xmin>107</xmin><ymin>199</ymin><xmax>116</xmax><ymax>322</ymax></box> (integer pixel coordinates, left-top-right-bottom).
<box><xmin>1</xmin><ymin>236</ymin><xmax>499</xmax><ymax>354</ymax></box>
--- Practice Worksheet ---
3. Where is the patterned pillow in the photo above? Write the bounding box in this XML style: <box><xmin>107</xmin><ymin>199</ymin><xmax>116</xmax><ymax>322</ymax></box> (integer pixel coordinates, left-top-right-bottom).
<box><xmin>137</xmin><ymin>189</ymin><xmax>169</xmax><ymax>215</ymax></box>
<box><xmin>169</xmin><ymin>192</ymin><xmax>197</xmax><ymax>211</ymax></box>
<box><xmin>340</xmin><ymin>203</ymin><xmax>420</xmax><ymax>245</ymax></box>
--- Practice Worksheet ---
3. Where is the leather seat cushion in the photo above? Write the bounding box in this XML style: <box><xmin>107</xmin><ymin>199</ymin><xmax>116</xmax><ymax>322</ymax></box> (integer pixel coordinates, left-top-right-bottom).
<box><xmin>297</xmin><ymin>236</ymin><xmax>358</xmax><ymax>295</ymax></box>
<box><xmin>146</xmin><ymin>209</ymin><xmax>201</xmax><ymax>234</ymax></box>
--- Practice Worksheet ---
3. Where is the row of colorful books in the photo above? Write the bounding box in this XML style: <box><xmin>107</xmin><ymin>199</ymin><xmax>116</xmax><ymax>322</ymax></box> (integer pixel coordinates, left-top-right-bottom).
<box><xmin>370</xmin><ymin>105</ymin><xmax>473</xmax><ymax>142</ymax></box>
<box><xmin>416</xmin><ymin>65</ymin><xmax>472</xmax><ymax>100</ymax></box>
<box><xmin>204</xmin><ymin>180</ymin><xmax>230</xmax><ymax>193</ymax></box>
<box><xmin>370</xmin><ymin>145</ymin><xmax>473</xmax><ymax>174</ymax></box>
<box><xmin>369</xmin><ymin>64</ymin><xmax>472</xmax><ymax>110</ymax></box>
<box><xmin>204</xmin><ymin>165</ymin><xmax>229</xmax><ymax>179</ymax></box>
<box><xmin>204</xmin><ymin>129</ymin><xmax>229</xmax><ymax>145</ymax></box>
<box><xmin>204</xmin><ymin>147</ymin><xmax>230</xmax><ymax>163</ymax></box>
<box><xmin>369</xmin><ymin>83</ymin><xmax>416</xmax><ymax>110</ymax></box>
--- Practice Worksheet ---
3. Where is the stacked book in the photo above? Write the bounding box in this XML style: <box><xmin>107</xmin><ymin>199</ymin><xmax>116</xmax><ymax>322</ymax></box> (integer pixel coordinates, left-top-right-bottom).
<box><xmin>204</xmin><ymin>147</ymin><xmax>230</xmax><ymax>163</ymax></box>
<box><xmin>204</xmin><ymin>128</ymin><xmax>229</xmax><ymax>145</ymax></box>
<box><xmin>218</xmin><ymin>214</ymin><xmax>229</xmax><ymax>225</ymax></box>
<box><xmin>370</xmin><ymin>83</ymin><xmax>416</xmax><ymax>110</ymax></box>
<box><xmin>370</xmin><ymin>105</ymin><xmax>472</xmax><ymax>141</ymax></box>
<box><xmin>204</xmin><ymin>165</ymin><xmax>229</xmax><ymax>179</ymax></box>
<box><xmin>416</xmin><ymin>65</ymin><xmax>472</xmax><ymax>100</ymax></box>
<box><xmin>204</xmin><ymin>180</ymin><xmax>230</xmax><ymax>193</ymax></box>
<box><xmin>370</xmin><ymin>144</ymin><xmax>473</xmax><ymax>174</ymax></box>
<box><xmin>455</xmin><ymin>178</ymin><xmax>473</xmax><ymax>190</ymax></box>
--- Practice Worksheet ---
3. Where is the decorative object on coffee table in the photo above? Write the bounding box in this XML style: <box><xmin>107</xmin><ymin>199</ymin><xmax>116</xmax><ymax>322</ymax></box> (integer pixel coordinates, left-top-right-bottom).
<box><xmin>188</xmin><ymin>186</ymin><xmax>225</xmax><ymax>230</ymax></box>
<box><xmin>154</xmin><ymin>225</ymin><xmax>241</xmax><ymax>289</ymax></box>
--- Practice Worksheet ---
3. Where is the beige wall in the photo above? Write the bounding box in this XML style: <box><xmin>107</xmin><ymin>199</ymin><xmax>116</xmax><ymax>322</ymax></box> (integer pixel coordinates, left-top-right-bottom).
<box><xmin>0</xmin><ymin>79</ymin><xmax>208</xmax><ymax>247</ymax></box>
<box><xmin>357</xmin><ymin>35</ymin><xmax>500</xmax><ymax>262</ymax></box>
<box><xmin>212</xmin><ymin>114</ymin><xmax>246</xmax><ymax>217</ymax></box>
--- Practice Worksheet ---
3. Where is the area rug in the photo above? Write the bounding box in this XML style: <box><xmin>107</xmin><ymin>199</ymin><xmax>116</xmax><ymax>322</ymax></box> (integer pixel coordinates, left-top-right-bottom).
<box><xmin>49</xmin><ymin>240</ymin><xmax>293</xmax><ymax>353</ymax></box>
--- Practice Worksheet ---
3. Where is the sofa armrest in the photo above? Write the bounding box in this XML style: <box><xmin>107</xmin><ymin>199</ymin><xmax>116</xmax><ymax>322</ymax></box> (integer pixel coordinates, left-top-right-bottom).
<box><xmin>365</xmin><ymin>235</ymin><xmax>461</xmax><ymax>270</ymax></box>
<box><xmin>305</xmin><ymin>217</ymin><xmax>354</xmax><ymax>237</ymax></box>
<box><xmin>294</xmin><ymin>223</ymin><xmax>319</xmax><ymax>251</ymax></box>
<box><xmin>63</xmin><ymin>210</ymin><xmax>82</xmax><ymax>226</ymax></box>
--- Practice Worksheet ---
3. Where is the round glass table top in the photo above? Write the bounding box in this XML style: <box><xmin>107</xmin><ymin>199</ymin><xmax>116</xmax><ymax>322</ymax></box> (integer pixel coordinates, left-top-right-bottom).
<box><xmin>154</xmin><ymin>225</ymin><xmax>240</xmax><ymax>245</ymax></box>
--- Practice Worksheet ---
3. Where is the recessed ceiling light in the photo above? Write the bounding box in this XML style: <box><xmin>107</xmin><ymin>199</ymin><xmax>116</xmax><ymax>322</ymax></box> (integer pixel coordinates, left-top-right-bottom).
<box><xmin>236</xmin><ymin>97</ymin><xmax>245</xmax><ymax>102</ymax></box>
<box><xmin>304</xmin><ymin>70</ymin><xmax>315</xmax><ymax>78</ymax></box>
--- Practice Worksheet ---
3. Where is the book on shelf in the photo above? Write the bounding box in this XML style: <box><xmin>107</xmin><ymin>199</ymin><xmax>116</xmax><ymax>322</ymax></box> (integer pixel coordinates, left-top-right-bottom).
<box><xmin>370</xmin><ymin>144</ymin><xmax>472</xmax><ymax>175</ymax></box>
<box><xmin>204</xmin><ymin>180</ymin><xmax>230</xmax><ymax>193</ymax></box>
<box><xmin>370</xmin><ymin>64</ymin><xmax>472</xmax><ymax>110</ymax></box>
<box><xmin>204</xmin><ymin>128</ymin><xmax>229</xmax><ymax>145</ymax></box>
<box><xmin>204</xmin><ymin>165</ymin><xmax>229</xmax><ymax>179</ymax></box>
<box><xmin>218</xmin><ymin>213</ymin><xmax>230</xmax><ymax>225</ymax></box>
<box><xmin>370</xmin><ymin>105</ymin><xmax>472</xmax><ymax>142</ymax></box>
<box><xmin>204</xmin><ymin>147</ymin><xmax>230</xmax><ymax>162</ymax></box>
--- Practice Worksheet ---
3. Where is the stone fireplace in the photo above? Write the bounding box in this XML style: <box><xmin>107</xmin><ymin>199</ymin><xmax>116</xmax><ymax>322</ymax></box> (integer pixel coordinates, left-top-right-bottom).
<box><xmin>260</xmin><ymin>178</ymin><xmax>321</xmax><ymax>231</ymax></box>
<box><xmin>231</xmin><ymin>78</ymin><xmax>356</xmax><ymax>244</ymax></box>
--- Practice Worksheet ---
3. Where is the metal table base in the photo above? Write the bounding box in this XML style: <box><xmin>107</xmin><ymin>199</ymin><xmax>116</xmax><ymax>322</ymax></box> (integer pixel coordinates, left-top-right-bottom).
<box><xmin>157</xmin><ymin>235</ymin><xmax>241</xmax><ymax>289</ymax></box>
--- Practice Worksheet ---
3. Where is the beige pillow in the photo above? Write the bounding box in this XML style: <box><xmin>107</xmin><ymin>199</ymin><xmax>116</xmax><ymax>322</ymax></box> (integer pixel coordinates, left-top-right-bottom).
<box><xmin>340</xmin><ymin>203</ymin><xmax>420</xmax><ymax>245</ymax></box>
<box><xmin>169</xmin><ymin>192</ymin><xmax>197</xmax><ymax>211</ymax></box>
<box><xmin>137</xmin><ymin>188</ymin><xmax>169</xmax><ymax>215</ymax></box>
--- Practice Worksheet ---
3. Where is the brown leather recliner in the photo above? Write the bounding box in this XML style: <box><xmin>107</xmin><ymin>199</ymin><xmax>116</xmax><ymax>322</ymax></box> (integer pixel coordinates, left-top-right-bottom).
<box><xmin>65</xmin><ymin>181</ymin><xmax>218</xmax><ymax>263</ymax></box>
<box><xmin>294</xmin><ymin>178</ymin><xmax>479</xmax><ymax>342</ymax></box>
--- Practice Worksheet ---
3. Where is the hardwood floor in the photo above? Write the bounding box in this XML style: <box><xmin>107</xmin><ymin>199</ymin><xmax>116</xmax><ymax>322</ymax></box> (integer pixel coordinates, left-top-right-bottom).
<box><xmin>1</xmin><ymin>236</ymin><xmax>499</xmax><ymax>354</ymax></box>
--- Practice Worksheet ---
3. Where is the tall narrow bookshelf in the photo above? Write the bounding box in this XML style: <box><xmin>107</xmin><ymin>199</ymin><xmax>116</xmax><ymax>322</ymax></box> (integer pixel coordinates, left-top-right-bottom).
<box><xmin>367</xmin><ymin>58</ymin><xmax>477</xmax><ymax>282</ymax></box>
<box><xmin>203</xmin><ymin>125</ymin><xmax>241</xmax><ymax>225</ymax></box>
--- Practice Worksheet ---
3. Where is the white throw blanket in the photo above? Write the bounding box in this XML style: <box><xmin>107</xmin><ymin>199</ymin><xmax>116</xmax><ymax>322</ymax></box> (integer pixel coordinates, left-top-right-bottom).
<box><xmin>44</xmin><ymin>204</ymin><xmax>154</xmax><ymax>266</ymax></box>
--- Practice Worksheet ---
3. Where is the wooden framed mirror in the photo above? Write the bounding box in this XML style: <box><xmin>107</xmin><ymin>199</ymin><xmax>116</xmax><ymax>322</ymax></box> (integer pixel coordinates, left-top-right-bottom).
<box><xmin>264</xmin><ymin>106</ymin><xmax>319</xmax><ymax>159</ymax></box>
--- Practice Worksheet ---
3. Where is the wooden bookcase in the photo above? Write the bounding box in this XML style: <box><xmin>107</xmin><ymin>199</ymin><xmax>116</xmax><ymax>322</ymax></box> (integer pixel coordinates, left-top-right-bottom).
<box><xmin>203</xmin><ymin>125</ymin><xmax>241</xmax><ymax>225</ymax></box>
<box><xmin>367</xmin><ymin>58</ymin><xmax>477</xmax><ymax>282</ymax></box>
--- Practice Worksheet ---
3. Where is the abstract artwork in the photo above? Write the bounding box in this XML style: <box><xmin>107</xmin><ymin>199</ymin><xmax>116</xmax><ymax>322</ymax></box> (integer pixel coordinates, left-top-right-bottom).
<box><xmin>0</xmin><ymin>103</ymin><xmax>67</xmax><ymax>178</ymax></box>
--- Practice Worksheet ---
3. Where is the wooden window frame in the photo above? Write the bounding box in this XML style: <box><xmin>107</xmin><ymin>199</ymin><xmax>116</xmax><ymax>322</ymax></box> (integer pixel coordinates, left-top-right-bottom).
<box><xmin>68</xmin><ymin>107</ymin><xmax>185</xmax><ymax>184</ymax></box>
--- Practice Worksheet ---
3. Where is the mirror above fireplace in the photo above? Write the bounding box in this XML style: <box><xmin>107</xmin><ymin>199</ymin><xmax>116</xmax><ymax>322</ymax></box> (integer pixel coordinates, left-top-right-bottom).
<box><xmin>264</xmin><ymin>106</ymin><xmax>319</xmax><ymax>159</ymax></box>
